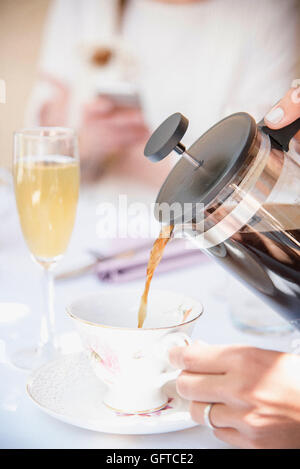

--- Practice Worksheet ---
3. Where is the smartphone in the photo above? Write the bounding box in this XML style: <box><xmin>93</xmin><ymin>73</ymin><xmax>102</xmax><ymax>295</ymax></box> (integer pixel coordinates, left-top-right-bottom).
<box><xmin>96</xmin><ymin>81</ymin><xmax>140</xmax><ymax>108</ymax></box>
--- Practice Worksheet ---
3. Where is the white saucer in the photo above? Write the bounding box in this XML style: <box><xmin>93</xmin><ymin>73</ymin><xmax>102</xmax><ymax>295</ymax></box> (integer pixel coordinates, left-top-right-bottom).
<box><xmin>26</xmin><ymin>352</ymin><xmax>198</xmax><ymax>435</ymax></box>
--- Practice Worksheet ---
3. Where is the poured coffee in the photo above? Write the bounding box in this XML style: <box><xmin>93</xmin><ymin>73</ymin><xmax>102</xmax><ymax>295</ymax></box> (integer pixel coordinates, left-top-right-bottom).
<box><xmin>138</xmin><ymin>225</ymin><xmax>174</xmax><ymax>328</ymax></box>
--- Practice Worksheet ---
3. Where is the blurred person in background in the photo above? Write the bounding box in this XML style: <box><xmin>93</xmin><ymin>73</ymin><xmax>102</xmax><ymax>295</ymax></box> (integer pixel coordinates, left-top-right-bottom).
<box><xmin>27</xmin><ymin>0</ymin><xmax>299</xmax><ymax>186</ymax></box>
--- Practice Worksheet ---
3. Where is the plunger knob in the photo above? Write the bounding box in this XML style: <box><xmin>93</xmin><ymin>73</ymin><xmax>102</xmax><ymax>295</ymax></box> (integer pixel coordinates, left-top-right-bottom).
<box><xmin>144</xmin><ymin>113</ymin><xmax>189</xmax><ymax>162</ymax></box>
<box><xmin>144</xmin><ymin>112</ymin><xmax>202</xmax><ymax>169</ymax></box>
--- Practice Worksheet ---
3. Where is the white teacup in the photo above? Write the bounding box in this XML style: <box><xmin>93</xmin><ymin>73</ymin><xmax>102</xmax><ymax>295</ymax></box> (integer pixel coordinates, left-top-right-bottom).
<box><xmin>66</xmin><ymin>289</ymin><xmax>203</xmax><ymax>414</ymax></box>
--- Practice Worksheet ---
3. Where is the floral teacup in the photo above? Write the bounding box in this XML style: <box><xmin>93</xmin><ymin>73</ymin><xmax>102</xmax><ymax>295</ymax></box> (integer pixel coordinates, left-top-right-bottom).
<box><xmin>67</xmin><ymin>289</ymin><xmax>203</xmax><ymax>414</ymax></box>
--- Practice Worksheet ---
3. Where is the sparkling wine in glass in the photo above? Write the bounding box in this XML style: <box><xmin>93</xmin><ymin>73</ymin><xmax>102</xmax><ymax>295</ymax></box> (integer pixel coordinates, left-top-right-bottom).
<box><xmin>13</xmin><ymin>127</ymin><xmax>79</xmax><ymax>369</ymax></box>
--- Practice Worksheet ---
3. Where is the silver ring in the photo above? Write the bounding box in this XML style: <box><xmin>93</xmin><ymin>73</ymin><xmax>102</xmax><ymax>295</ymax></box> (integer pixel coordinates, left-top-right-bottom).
<box><xmin>203</xmin><ymin>403</ymin><xmax>215</xmax><ymax>429</ymax></box>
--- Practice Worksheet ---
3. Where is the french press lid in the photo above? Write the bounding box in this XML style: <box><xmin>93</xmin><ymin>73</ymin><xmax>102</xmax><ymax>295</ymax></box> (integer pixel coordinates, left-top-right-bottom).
<box><xmin>145</xmin><ymin>112</ymin><xmax>257</xmax><ymax>224</ymax></box>
<box><xmin>145</xmin><ymin>111</ymin><xmax>300</xmax><ymax>225</ymax></box>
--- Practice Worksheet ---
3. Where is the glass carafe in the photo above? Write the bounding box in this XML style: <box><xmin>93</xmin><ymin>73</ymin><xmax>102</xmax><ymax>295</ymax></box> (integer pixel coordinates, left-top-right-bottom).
<box><xmin>185</xmin><ymin>129</ymin><xmax>300</xmax><ymax>328</ymax></box>
<box><xmin>144</xmin><ymin>112</ymin><xmax>300</xmax><ymax>329</ymax></box>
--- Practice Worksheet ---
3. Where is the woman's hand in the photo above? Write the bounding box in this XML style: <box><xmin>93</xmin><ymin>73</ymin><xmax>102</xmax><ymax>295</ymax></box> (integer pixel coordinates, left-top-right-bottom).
<box><xmin>169</xmin><ymin>342</ymin><xmax>300</xmax><ymax>448</ymax></box>
<box><xmin>79</xmin><ymin>97</ymin><xmax>149</xmax><ymax>180</ymax></box>
<box><xmin>38</xmin><ymin>76</ymin><xmax>149</xmax><ymax>181</ymax></box>
<box><xmin>265</xmin><ymin>81</ymin><xmax>300</xmax><ymax>144</ymax></box>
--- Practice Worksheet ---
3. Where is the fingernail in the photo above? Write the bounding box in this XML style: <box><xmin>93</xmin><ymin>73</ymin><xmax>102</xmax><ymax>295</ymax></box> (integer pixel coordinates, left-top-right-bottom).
<box><xmin>291</xmin><ymin>87</ymin><xmax>300</xmax><ymax>105</ymax></box>
<box><xmin>265</xmin><ymin>106</ymin><xmax>284</xmax><ymax>124</ymax></box>
<box><xmin>291</xmin><ymin>78</ymin><xmax>300</xmax><ymax>89</ymax></box>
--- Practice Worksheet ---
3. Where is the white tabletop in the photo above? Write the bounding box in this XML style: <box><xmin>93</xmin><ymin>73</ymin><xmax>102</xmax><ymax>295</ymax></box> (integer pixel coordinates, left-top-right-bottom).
<box><xmin>0</xmin><ymin>183</ymin><xmax>297</xmax><ymax>449</ymax></box>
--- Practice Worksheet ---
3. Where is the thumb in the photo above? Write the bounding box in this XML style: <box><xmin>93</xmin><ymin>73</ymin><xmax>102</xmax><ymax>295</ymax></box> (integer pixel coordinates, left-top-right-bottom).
<box><xmin>264</xmin><ymin>82</ymin><xmax>300</xmax><ymax>130</ymax></box>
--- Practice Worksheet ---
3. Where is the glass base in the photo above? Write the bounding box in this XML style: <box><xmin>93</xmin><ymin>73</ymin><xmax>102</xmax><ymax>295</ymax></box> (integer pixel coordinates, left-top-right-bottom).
<box><xmin>10</xmin><ymin>343</ymin><xmax>60</xmax><ymax>371</ymax></box>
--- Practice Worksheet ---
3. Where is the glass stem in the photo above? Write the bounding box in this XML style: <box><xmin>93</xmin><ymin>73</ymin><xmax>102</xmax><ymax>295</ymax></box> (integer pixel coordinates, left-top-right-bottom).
<box><xmin>39</xmin><ymin>266</ymin><xmax>57</xmax><ymax>354</ymax></box>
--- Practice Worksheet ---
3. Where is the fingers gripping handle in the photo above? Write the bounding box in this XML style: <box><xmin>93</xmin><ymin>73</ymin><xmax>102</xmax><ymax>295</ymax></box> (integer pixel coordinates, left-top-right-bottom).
<box><xmin>157</xmin><ymin>332</ymin><xmax>191</xmax><ymax>387</ymax></box>
<box><xmin>259</xmin><ymin>117</ymin><xmax>300</xmax><ymax>152</ymax></box>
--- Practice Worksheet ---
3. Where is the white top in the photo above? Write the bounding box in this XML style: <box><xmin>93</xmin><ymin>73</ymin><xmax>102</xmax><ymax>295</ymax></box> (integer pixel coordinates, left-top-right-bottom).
<box><xmin>27</xmin><ymin>0</ymin><xmax>300</xmax><ymax>145</ymax></box>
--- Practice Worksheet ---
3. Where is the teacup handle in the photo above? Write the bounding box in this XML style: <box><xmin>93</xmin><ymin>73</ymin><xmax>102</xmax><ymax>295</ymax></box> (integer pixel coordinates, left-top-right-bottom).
<box><xmin>157</xmin><ymin>332</ymin><xmax>192</xmax><ymax>387</ymax></box>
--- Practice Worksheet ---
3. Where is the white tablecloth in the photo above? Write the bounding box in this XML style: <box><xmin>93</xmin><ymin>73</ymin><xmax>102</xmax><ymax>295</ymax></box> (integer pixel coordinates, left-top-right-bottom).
<box><xmin>0</xmin><ymin>185</ymin><xmax>297</xmax><ymax>449</ymax></box>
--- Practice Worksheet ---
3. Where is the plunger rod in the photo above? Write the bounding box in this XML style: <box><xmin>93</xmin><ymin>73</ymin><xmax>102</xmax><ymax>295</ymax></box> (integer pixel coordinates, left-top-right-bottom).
<box><xmin>174</xmin><ymin>143</ymin><xmax>203</xmax><ymax>168</ymax></box>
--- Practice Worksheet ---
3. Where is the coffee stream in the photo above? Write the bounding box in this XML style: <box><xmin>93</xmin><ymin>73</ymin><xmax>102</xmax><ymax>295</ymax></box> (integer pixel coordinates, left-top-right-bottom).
<box><xmin>138</xmin><ymin>225</ymin><xmax>174</xmax><ymax>328</ymax></box>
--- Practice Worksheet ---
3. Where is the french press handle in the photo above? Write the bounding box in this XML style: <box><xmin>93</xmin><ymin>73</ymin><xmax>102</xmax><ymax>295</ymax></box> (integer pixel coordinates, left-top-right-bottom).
<box><xmin>259</xmin><ymin>117</ymin><xmax>300</xmax><ymax>152</ymax></box>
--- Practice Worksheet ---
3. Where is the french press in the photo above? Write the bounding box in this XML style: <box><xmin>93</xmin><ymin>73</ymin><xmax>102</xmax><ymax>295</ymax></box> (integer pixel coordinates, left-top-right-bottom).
<box><xmin>144</xmin><ymin>111</ymin><xmax>300</xmax><ymax>329</ymax></box>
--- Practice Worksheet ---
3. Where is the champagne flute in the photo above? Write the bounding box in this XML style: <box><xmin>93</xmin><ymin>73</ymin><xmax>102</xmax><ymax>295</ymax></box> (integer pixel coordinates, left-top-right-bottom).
<box><xmin>13</xmin><ymin>127</ymin><xmax>80</xmax><ymax>369</ymax></box>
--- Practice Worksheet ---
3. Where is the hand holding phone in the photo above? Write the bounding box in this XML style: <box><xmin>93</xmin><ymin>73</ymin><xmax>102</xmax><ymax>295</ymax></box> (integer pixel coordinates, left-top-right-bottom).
<box><xmin>79</xmin><ymin>94</ymin><xmax>149</xmax><ymax>180</ymax></box>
